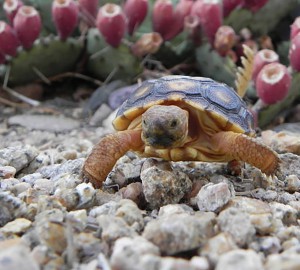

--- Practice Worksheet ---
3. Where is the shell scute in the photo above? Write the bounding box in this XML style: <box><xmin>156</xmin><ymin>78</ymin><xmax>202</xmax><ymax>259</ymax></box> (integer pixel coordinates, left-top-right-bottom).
<box><xmin>114</xmin><ymin>76</ymin><xmax>254</xmax><ymax>134</ymax></box>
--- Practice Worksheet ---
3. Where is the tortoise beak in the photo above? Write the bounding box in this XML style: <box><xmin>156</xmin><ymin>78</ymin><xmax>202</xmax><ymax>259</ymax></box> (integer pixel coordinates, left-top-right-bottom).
<box><xmin>143</xmin><ymin>132</ymin><xmax>176</xmax><ymax>148</ymax></box>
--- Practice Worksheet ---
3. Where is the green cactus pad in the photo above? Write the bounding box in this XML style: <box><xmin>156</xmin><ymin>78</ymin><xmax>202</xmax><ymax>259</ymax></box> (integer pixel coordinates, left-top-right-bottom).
<box><xmin>258</xmin><ymin>72</ymin><xmax>300</xmax><ymax>127</ymax></box>
<box><xmin>86</xmin><ymin>28</ymin><xmax>142</xmax><ymax>82</ymax></box>
<box><xmin>225</xmin><ymin>0</ymin><xmax>298</xmax><ymax>35</ymax></box>
<box><xmin>6</xmin><ymin>37</ymin><xmax>84</xmax><ymax>86</ymax></box>
<box><xmin>196</xmin><ymin>43</ymin><xmax>236</xmax><ymax>87</ymax></box>
<box><xmin>27</xmin><ymin>0</ymin><xmax>56</xmax><ymax>34</ymax></box>
<box><xmin>0</xmin><ymin>0</ymin><xmax>5</xmax><ymax>21</ymax></box>
<box><xmin>277</xmin><ymin>41</ymin><xmax>290</xmax><ymax>67</ymax></box>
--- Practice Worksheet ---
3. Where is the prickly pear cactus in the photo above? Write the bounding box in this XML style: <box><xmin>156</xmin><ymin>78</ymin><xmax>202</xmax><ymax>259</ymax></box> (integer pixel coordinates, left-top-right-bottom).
<box><xmin>86</xmin><ymin>28</ymin><xmax>142</xmax><ymax>82</ymax></box>
<box><xmin>225</xmin><ymin>0</ymin><xmax>298</xmax><ymax>35</ymax></box>
<box><xmin>196</xmin><ymin>43</ymin><xmax>236</xmax><ymax>87</ymax></box>
<box><xmin>6</xmin><ymin>36</ymin><xmax>84</xmax><ymax>86</ymax></box>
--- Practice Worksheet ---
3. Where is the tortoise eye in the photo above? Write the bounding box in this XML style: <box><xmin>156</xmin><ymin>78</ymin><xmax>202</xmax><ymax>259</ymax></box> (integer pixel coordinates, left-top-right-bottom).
<box><xmin>170</xmin><ymin>119</ymin><xmax>178</xmax><ymax>128</ymax></box>
<box><xmin>143</xmin><ymin>120</ymin><xmax>147</xmax><ymax>126</ymax></box>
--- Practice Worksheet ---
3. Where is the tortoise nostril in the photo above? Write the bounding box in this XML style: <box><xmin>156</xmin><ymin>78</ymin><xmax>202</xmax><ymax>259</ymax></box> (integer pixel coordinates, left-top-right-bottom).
<box><xmin>170</xmin><ymin>119</ymin><xmax>178</xmax><ymax>128</ymax></box>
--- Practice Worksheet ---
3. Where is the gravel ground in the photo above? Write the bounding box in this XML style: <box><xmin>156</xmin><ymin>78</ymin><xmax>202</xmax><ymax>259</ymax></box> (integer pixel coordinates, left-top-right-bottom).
<box><xmin>0</xmin><ymin>101</ymin><xmax>300</xmax><ymax>270</ymax></box>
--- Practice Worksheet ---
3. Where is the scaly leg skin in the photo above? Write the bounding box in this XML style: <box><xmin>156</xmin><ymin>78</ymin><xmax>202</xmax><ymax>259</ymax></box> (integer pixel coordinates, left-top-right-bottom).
<box><xmin>82</xmin><ymin>130</ymin><xmax>143</xmax><ymax>188</ymax></box>
<box><xmin>212</xmin><ymin>131</ymin><xmax>281</xmax><ymax>177</ymax></box>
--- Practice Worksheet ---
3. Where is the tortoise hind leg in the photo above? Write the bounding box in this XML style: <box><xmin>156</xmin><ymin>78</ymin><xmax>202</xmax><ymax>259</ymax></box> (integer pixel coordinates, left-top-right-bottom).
<box><xmin>212</xmin><ymin>131</ymin><xmax>281</xmax><ymax>176</ymax></box>
<box><xmin>82</xmin><ymin>130</ymin><xmax>143</xmax><ymax>188</ymax></box>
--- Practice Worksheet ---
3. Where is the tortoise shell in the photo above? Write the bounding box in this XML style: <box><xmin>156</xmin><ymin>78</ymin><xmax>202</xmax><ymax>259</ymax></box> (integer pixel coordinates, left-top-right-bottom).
<box><xmin>113</xmin><ymin>75</ymin><xmax>255</xmax><ymax>136</ymax></box>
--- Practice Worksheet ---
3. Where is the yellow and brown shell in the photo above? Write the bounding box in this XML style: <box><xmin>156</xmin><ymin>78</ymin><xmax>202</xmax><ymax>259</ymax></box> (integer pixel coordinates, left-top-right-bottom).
<box><xmin>113</xmin><ymin>75</ymin><xmax>255</xmax><ymax>136</ymax></box>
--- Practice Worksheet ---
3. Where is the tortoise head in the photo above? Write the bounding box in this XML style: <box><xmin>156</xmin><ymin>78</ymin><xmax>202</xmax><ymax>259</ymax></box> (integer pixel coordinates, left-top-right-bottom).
<box><xmin>141</xmin><ymin>105</ymin><xmax>189</xmax><ymax>148</ymax></box>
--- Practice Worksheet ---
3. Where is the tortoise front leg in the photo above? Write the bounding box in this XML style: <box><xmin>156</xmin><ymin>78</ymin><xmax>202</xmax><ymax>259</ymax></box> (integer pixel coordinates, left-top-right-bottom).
<box><xmin>82</xmin><ymin>130</ymin><xmax>143</xmax><ymax>188</ymax></box>
<box><xmin>212</xmin><ymin>131</ymin><xmax>281</xmax><ymax>176</ymax></box>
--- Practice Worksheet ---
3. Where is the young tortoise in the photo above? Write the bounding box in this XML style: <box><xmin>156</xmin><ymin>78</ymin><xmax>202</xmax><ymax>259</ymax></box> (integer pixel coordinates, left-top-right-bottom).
<box><xmin>83</xmin><ymin>75</ymin><xmax>280</xmax><ymax>188</ymax></box>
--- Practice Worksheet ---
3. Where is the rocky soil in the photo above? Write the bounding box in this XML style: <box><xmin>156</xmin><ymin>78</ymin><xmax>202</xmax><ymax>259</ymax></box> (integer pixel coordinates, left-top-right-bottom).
<box><xmin>0</xmin><ymin>99</ymin><xmax>300</xmax><ymax>270</ymax></box>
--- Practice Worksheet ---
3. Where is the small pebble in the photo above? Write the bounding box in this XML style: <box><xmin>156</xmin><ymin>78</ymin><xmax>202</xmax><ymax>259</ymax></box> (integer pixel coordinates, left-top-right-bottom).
<box><xmin>261</xmin><ymin>130</ymin><xmax>300</xmax><ymax>155</ymax></box>
<box><xmin>75</xmin><ymin>182</ymin><xmax>96</xmax><ymax>208</ymax></box>
<box><xmin>217</xmin><ymin>207</ymin><xmax>256</xmax><ymax>247</ymax></box>
<box><xmin>190</xmin><ymin>256</ymin><xmax>210</xmax><ymax>270</ymax></box>
<box><xmin>215</xmin><ymin>249</ymin><xmax>264</xmax><ymax>270</ymax></box>
<box><xmin>269</xmin><ymin>202</ymin><xmax>298</xmax><ymax>226</ymax></box>
<box><xmin>250</xmin><ymin>236</ymin><xmax>281</xmax><ymax>256</ymax></box>
<box><xmin>107</xmin><ymin>155</ymin><xmax>142</xmax><ymax>188</ymax></box>
<box><xmin>0</xmin><ymin>166</ymin><xmax>16</xmax><ymax>179</ymax></box>
<box><xmin>196</xmin><ymin>182</ymin><xmax>234</xmax><ymax>212</ymax></box>
<box><xmin>0</xmin><ymin>145</ymin><xmax>38</xmax><ymax>172</ymax></box>
<box><xmin>118</xmin><ymin>182</ymin><xmax>146</xmax><ymax>207</ymax></box>
<box><xmin>10</xmin><ymin>182</ymin><xmax>31</xmax><ymax>196</ymax></box>
<box><xmin>0</xmin><ymin>240</ymin><xmax>39</xmax><ymax>270</ymax></box>
<box><xmin>282</xmin><ymin>237</ymin><xmax>300</xmax><ymax>251</ymax></box>
<box><xmin>0</xmin><ymin>218</ymin><xmax>32</xmax><ymax>235</ymax></box>
<box><xmin>158</xmin><ymin>204</ymin><xmax>194</xmax><ymax>217</ymax></box>
<box><xmin>114</xmin><ymin>199</ymin><xmax>144</xmax><ymax>231</ymax></box>
<box><xmin>0</xmin><ymin>178</ymin><xmax>20</xmax><ymax>191</ymax></box>
<box><xmin>285</xmin><ymin>174</ymin><xmax>300</xmax><ymax>192</ymax></box>
<box><xmin>110</xmin><ymin>236</ymin><xmax>160</xmax><ymax>270</ymax></box>
<box><xmin>96</xmin><ymin>215</ymin><xmax>137</xmax><ymax>246</ymax></box>
<box><xmin>0</xmin><ymin>191</ymin><xmax>27</xmax><ymax>226</ymax></box>
<box><xmin>67</xmin><ymin>209</ymin><xmax>88</xmax><ymax>231</ymax></box>
<box><xmin>141</xmin><ymin>159</ymin><xmax>192</xmax><ymax>209</ymax></box>
<box><xmin>229</xmin><ymin>197</ymin><xmax>275</xmax><ymax>235</ymax></box>
<box><xmin>201</xmin><ymin>232</ymin><xmax>238</xmax><ymax>265</ymax></box>
<box><xmin>265</xmin><ymin>252</ymin><xmax>300</xmax><ymax>270</ymax></box>
<box><xmin>33</xmin><ymin>178</ymin><xmax>55</xmax><ymax>194</ymax></box>
<box><xmin>143</xmin><ymin>212</ymin><xmax>216</xmax><ymax>255</ymax></box>
<box><xmin>36</xmin><ymin>221</ymin><xmax>67</xmax><ymax>255</ymax></box>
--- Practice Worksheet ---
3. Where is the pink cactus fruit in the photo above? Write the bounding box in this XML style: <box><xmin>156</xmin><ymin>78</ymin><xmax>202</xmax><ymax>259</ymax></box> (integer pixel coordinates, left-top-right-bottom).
<box><xmin>163</xmin><ymin>0</ymin><xmax>193</xmax><ymax>40</ymax></box>
<box><xmin>290</xmin><ymin>17</ymin><xmax>300</xmax><ymax>40</ymax></box>
<box><xmin>13</xmin><ymin>6</ymin><xmax>41</xmax><ymax>49</ymax></box>
<box><xmin>191</xmin><ymin>0</ymin><xmax>223</xmax><ymax>45</ymax></box>
<box><xmin>124</xmin><ymin>0</ymin><xmax>148</xmax><ymax>35</ymax></box>
<box><xmin>52</xmin><ymin>0</ymin><xmax>79</xmax><ymax>40</ymax></box>
<box><xmin>242</xmin><ymin>0</ymin><xmax>269</xmax><ymax>12</ymax></box>
<box><xmin>0</xmin><ymin>21</ymin><xmax>19</xmax><ymax>56</ymax></box>
<box><xmin>223</xmin><ymin>0</ymin><xmax>243</xmax><ymax>17</ymax></box>
<box><xmin>152</xmin><ymin>0</ymin><xmax>174</xmax><ymax>40</ymax></box>
<box><xmin>96</xmin><ymin>4</ymin><xmax>127</xmax><ymax>48</ymax></box>
<box><xmin>3</xmin><ymin>0</ymin><xmax>23</xmax><ymax>24</ymax></box>
<box><xmin>252</xmin><ymin>49</ymin><xmax>279</xmax><ymax>82</ymax></box>
<box><xmin>256</xmin><ymin>63</ymin><xmax>291</xmax><ymax>105</ymax></box>
<box><xmin>214</xmin><ymin>25</ymin><xmax>236</xmax><ymax>57</ymax></box>
<box><xmin>131</xmin><ymin>32</ymin><xmax>163</xmax><ymax>57</ymax></box>
<box><xmin>289</xmin><ymin>33</ymin><xmax>300</xmax><ymax>72</ymax></box>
